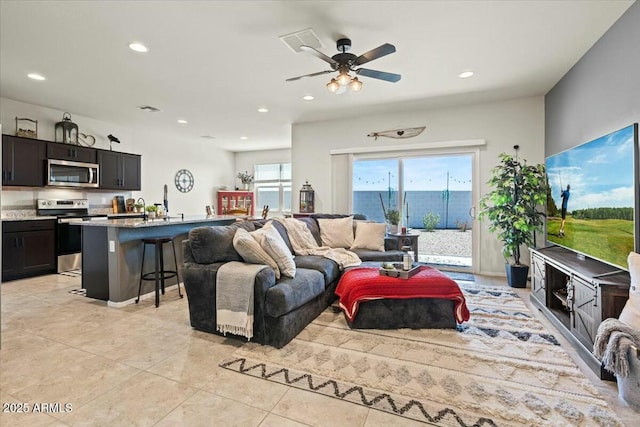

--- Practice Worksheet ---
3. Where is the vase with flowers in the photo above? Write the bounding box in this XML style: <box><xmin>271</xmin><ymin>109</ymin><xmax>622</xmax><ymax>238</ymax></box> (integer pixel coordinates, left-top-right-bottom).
<box><xmin>237</xmin><ymin>171</ymin><xmax>254</xmax><ymax>190</ymax></box>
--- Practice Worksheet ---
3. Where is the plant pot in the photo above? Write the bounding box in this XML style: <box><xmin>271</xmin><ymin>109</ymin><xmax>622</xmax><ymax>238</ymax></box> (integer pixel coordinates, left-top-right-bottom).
<box><xmin>387</xmin><ymin>223</ymin><xmax>398</xmax><ymax>234</ymax></box>
<box><xmin>505</xmin><ymin>263</ymin><xmax>529</xmax><ymax>288</ymax></box>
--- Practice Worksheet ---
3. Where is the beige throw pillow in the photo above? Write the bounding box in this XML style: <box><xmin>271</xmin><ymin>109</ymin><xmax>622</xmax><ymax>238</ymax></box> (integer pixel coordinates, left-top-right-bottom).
<box><xmin>350</xmin><ymin>221</ymin><xmax>386</xmax><ymax>252</ymax></box>
<box><xmin>233</xmin><ymin>228</ymin><xmax>280</xmax><ymax>279</ymax></box>
<box><xmin>318</xmin><ymin>216</ymin><xmax>355</xmax><ymax>249</ymax></box>
<box><xmin>252</xmin><ymin>222</ymin><xmax>296</xmax><ymax>278</ymax></box>
<box><xmin>619</xmin><ymin>252</ymin><xmax>640</xmax><ymax>329</ymax></box>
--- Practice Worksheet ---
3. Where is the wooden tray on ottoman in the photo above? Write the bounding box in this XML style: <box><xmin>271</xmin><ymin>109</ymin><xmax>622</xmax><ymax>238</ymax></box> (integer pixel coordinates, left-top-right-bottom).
<box><xmin>379</xmin><ymin>263</ymin><xmax>420</xmax><ymax>279</ymax></box>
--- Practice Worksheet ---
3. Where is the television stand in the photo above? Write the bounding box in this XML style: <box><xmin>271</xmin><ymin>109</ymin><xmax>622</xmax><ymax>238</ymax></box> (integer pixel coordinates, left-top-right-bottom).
<box><xmin>530</xmin><ymin>246</ymin><xmax>630</xmax><ymax>380</ymax></box>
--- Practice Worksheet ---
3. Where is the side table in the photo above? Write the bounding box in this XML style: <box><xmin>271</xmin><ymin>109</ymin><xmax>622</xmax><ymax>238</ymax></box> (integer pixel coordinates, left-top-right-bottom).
<box><xmin>386</xmin><ymin>232</ymin><xmax>419</xmax><ymax>261</ymax></box>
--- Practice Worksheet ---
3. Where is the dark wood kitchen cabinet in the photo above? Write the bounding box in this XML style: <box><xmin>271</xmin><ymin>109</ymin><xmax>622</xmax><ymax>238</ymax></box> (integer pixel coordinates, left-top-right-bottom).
<box><xmin>47</xmin><ymin>142</ymin><xmax>97</xmax><ymax>163</ymax></box>
<box><xmin>2</xmin><ymin>135</ymin><xmax>46</xmax><ymax>187</ymax></box>
<box><xmin>2</xmin><ymin>219</ymin><xmax>56</xmax><ymax>281</ymax></box>
<box><xmin>97</xmin><ymin>150</ymin><xmax>141</xmax><ymax>190</ymax></box>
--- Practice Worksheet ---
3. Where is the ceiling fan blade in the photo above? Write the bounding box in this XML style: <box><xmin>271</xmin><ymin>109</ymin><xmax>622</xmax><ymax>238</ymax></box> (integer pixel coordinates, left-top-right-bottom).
<box><xmin>354</xmin><ymin>43</ymin><xmax>396</xmax><ymax>66</ymax></box>
<box><xmin>356</xmin><ymin>68</ymin><xmax>401</xmax><ymax>83</ymax></box>
<box><xmin>285</xmin><ymin>69</ymin><xmax>333</xmax><ymax>82</ymax></box>
<box><xmin>300</xmin><ymin>45</ymin><xmax>338</xmax><ymax>66</ymax></box>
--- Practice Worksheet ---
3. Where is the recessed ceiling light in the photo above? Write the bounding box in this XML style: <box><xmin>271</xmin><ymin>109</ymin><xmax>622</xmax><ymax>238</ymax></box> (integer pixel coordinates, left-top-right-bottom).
<box><xmin>240</xmin><ymin>136</ymin><xmax>248</xmax><ymax>140</ymax></box>
<box><xmin>129</xmin><ymin>42</ymin><xmax>148</xmax><ymax>53</ymax></box>
<box><xmin>257</xmin><ymin>107</ymin><xmax>269</xmax><ymax>113</ymax></box>
<box><xmin>459</xmin><ymin>71</ymin><xmax>474</xmax><ymax>79</ymax></box>
<box><xmin>27</xmin><ymin>73</ymin><xmax>45</xmax><ymax>81</ymax></box>
<box><xmin>177</xmin><ymin>119</ymin><xmax>188</xmax><ymax>124</ymax></box>
<box><xmin>303</xmin><ymin>95</ymin><xmax>314</xmax><ymax>101</ymax></box>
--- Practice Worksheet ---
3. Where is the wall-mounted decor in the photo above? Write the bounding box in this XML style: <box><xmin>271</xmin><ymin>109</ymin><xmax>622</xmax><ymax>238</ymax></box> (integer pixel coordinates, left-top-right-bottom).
<box><xmin>367</xmin><ymin>126</ymin><xmax>425</xmax><ymax>141</ymax></box>
<box><xmin>175</xmin><ymin>169</ymin><xmax>194</xmax><ymax>193</ymax></box>
<box><xmin>55</xmin><ymin>112</ymin><xmax>79</xmax><ymax>144</ymax></box>
<box><xmin>14</xmin><ymin>117</ymin><xmax>38</xmax><ymax>138</ymax></box>
<box><xmin>78</xmin><ymin>133</ymin><xmax>96</xmax><ymax>146</ymax></box>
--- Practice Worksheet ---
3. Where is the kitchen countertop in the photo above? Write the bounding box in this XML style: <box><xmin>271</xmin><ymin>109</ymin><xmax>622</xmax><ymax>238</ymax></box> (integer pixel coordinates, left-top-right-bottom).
<box><xmin>77</xmin><ymin>215</ymin><xmax>239</xmax><ymax>228</ymax></box>
<box><xmin>2</xmin><ymin>216</ymin><xmax>57</xmax><ymax>221</ymax></box>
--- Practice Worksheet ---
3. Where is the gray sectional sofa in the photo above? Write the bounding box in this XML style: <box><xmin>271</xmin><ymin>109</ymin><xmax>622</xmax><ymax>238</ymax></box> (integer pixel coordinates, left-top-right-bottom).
<box><xmin>181</xmin><ymin>214</ymin><xmax>404</xmax><ymax>348</ymax></box>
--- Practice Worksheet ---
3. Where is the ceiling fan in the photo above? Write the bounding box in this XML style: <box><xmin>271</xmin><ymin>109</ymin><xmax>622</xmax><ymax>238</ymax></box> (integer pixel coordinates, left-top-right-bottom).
<box><xmin>286</xmin><ymin>38</ymin><xmax>401</xmax><ymax>93</ymax></box>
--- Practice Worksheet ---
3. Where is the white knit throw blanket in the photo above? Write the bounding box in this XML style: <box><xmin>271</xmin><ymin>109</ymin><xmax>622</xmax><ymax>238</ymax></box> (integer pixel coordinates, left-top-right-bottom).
<box><xmin>273</xmin><ymin>218</ymin><xmax>361</xmax><ymax>269</ymax></box>
<box><xmin>216</xmin><ymin>261</ymin><xmax>268</xmax><ymax>340</ymax></box>
<box><xmin>593</xmin><ymin>317</ymin><xmax>640</xmax><ymax>377</ymax></box>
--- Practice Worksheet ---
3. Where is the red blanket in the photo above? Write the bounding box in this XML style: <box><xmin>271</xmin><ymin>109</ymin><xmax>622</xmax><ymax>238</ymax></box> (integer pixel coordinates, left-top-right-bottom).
<box><xmin>335</xmin><ymin>266</ymin><xmax>470</xmax><ymax>323</ymax></box>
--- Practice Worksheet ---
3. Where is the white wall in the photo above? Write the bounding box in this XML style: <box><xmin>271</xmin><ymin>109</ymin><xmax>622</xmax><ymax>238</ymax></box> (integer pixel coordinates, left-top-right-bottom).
<box><xmin>1</xmin><ymin>97</ymin><xmax>235</xmax><ymax>215</ymax></box>
<box><xmin>291</xmin><ymin>96</ymin><xmax>545</xmax><ymax>275</ymax></box>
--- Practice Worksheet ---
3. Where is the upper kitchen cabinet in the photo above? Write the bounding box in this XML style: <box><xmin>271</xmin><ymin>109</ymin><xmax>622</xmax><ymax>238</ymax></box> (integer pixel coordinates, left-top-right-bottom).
<box><xmin>2</xmin><ymin>135</ymin><xmax>46</xmax><ymax>187</ymax></box>
<box><xmin>97</xmin><ymin>150</ymin><xmax>141</xmax><ymax>190</ymax></box>
<box><xmin>47</xmin><ymin>142</ymin><xmax>96</xmax><ymax>163</ymax></box>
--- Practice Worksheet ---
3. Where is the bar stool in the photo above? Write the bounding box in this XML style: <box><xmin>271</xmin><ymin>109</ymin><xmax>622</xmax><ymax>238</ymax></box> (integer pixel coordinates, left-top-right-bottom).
<box><xmin>136</xmin><ymin>236</ymin><xmax>183</xmax><ymax>307</ymax></box>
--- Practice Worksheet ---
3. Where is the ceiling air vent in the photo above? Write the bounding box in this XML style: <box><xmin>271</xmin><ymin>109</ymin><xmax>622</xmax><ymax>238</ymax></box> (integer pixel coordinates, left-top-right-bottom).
<box><xmin>279</xmin><ymin>28</ymin><xmax>322</xmax><ymax>53</ymax></box>
<box><xmin>137</xmin><ymin>105</ymin><xmax>161</xmax><ymax>112</ymax></box>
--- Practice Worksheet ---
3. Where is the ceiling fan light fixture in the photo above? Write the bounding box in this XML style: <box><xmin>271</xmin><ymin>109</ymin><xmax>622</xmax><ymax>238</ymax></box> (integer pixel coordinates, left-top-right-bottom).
<box><xmin>349</xmin><ymin>77</ymin><xmax>363</xmax><ymax>92</ymax></box>
<box><xmin>326</xmin><ymin>78</ymin><xmax>340</xmax><ymax>93</ymax></box>
<box><xmin>337</xmin><ymin>71</ymin><xmax>351</xmax><ymax>86</ymax></box>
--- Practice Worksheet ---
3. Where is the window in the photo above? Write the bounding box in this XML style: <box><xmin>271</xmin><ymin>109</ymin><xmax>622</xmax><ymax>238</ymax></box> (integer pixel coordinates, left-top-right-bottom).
<box><xmin>254</xmin><ymin>163</ymin><xmax>291</xmax><ymax>215</ymax></box>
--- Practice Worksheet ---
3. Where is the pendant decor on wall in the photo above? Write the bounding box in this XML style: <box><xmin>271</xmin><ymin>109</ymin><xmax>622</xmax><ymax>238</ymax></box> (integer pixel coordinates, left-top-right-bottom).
<box><xmin>175</xmin><ymin>169</ymin><xmax>194</xmax><ymax>193</ymax></box>
<box><xmin>367</xmin><ymin>126</ymin><xmax>426</xmax><ymax>141</ymax></box>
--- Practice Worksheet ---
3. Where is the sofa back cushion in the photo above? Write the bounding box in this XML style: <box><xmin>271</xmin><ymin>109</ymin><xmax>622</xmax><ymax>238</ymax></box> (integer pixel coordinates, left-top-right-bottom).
<box><xmin>317</xmin><ymin>216</ymin><xmax>355</xmax><ymax>248</ymax></box>
<box><xmin>350</xmin><ymin>221</ymin><xmax>386</xmax><ymax>252</ymax></box>
<box><xmin>233</xmin><ymin>228</ymin><xmax>280</xmax><ymax>279</ymax></box>
<box><xmin>252</xmin><ymin>222</ymin><xmax>296</xmax><ymax>278</ymax></box>
<box><xmin>188</xmin><ymin>222</ymin><xmax>255</xmax><ymax>264</ymax></box>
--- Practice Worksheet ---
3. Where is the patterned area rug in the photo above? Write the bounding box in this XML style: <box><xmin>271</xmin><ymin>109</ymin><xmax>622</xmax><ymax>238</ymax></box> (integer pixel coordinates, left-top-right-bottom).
<box><xmin>220</xmin><ymin>282</ymin><xmax>624</xmax><ymax>426</ymax></box>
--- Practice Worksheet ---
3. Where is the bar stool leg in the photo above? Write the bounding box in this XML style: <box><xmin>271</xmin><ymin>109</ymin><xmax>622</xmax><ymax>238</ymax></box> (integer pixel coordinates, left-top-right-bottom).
<box><xmin>171</xmin><ymin>240</ymin><xmax>183</xmax><ymax>298</ymax></box>
<box><xmin>154</xmin><ymin>242</ymin><xmax>160</xmax><ymax>308</ymax></box>
<box><xmin>136</xmin><ymin>243</ymin><xmax>147</xmax><ymax>304</ymax></box>
<box><xmin>160</xmin><ymin>242</ymin><xmax>166</xmax><ymax>295</ymax></box>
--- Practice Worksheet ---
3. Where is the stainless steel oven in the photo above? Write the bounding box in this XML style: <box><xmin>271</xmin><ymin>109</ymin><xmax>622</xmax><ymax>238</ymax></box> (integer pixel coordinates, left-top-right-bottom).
<box><xmin>47</xmin><ymin>159</ymin><xmax>99</xmax><ymax>188</ymax></box>
<box><xmin>37</xmin><ymin>199</ymin><xmax>108</xmax><ymax>273</ymax></box>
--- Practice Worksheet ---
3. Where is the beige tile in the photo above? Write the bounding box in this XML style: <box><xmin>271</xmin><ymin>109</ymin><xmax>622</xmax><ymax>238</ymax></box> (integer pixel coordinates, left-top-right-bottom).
<box><xmin>60</xmin><ymin>371</ymin><xmax>196</xmax><ymax>426</ymax></box>
<box><xmin>155</xmin><ymin>390</ymin><xmax>267</xmax><ymax>427</ymax></box>
<box><xmin>1</xmin><ymin>342</ymin><xmax>95</xmax><ymax>396</ymax></box>
<box><xmin>272</xmin><ymin>388</ymin><xmax>369</xmax><ymax>427</ymax></box>
<box><xmin>12</xmin><ymin>355</ymin><xmax>140</xmax><ymax>415</ymax></box>
<box><xmin>0</xmin><ymin>391</ymin><xmax>61</xmax><ymax>427</ymax></box>
<box><xmin>146</xmin><ymin>337</ymin><xmax>237</xmax><ymax>389</ymax></box>
<box><xmin>259</xmin><ymin>413</ymin><xmax>311</xmax><ymax>427</ymax></box>
<box><xmin>202</xmin><ymin>367</ymin><xmax>289</xmax><ymax>411</ymax></box>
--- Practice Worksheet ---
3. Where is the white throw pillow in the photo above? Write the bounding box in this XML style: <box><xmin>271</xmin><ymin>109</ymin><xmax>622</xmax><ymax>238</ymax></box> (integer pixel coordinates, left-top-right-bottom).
<box><xmin>318</xmin><ymin>216</ymin><xmax>355</xmax><ymax>249</ymax></box>
<box><xmin>233</xmin><ymin>228</ymin><xmax>280</xmax><ymax>279</ymax></box>
<box><xmin>251</xmin><ymin>222</ymin><xmax>296</xmax><ymax>278</ymax></box>
<box><xmin>350</xmin><ymin>221</ymin><xmax>386</xmax><ymax>252</ymax></box>
<box><xmin>620</xmin><ymin>252</ymin><xmax>640</xmax><ymax>329</ymax></box>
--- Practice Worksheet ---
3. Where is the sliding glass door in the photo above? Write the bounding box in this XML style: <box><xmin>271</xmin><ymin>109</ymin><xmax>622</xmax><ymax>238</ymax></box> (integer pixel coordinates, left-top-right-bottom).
<box><xmin>352</xmin><ymin>153</ymin><xmax>473</xmax><ymax>269</ymax></box>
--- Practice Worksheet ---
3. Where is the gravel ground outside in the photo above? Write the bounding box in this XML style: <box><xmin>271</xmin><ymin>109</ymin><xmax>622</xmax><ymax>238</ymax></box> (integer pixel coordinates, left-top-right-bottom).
<box><xmin>416</xmin><ymin>229</ymin><xmax>472</xmax><ymax>266</ymax></box>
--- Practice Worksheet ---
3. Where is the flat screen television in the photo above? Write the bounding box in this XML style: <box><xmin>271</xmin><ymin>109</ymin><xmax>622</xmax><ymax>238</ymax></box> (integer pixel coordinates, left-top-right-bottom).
<box><xmin>545</xmin><ymin>123</ymin><xmax>639</xmax><ymax>271</ymax></box>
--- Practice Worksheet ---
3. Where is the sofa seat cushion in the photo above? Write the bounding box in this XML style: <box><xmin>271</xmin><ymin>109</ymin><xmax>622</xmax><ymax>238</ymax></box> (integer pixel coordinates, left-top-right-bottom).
<box><xmin>294</xmin><ymin>255</ymin><xmax>340</xmax><ymax>285</ymax></box>
<box><xmin>353</xmin><ymin>249</ymin><xmax>404</xmax><ymax>262</ymax></box>
<box><xmin>265</xmin><ymin>268</ymin><xmax>325</xmax><ymax>317</ymax></box>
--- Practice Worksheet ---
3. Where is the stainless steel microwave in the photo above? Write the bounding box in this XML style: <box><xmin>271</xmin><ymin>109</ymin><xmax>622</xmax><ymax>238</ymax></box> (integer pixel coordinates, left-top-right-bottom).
<box><xmin>47</xmin><ymin>159</ymin><xmax>99</xmax><ymax>188</ymax></box>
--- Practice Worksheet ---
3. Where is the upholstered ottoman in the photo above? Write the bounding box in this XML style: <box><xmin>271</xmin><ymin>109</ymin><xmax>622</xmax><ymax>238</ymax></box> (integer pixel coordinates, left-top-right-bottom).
<box><xmin>335</xmin><ymin>266</ymin><xmax>469</xmax><ymax>329</ymax></box>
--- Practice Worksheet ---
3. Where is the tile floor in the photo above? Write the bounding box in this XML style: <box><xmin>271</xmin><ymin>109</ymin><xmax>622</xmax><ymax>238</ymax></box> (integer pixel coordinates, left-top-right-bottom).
<box><xmin>0</xmin><ymin>273</ymin><xmax>637</xmax><ymax>426</ymax></box>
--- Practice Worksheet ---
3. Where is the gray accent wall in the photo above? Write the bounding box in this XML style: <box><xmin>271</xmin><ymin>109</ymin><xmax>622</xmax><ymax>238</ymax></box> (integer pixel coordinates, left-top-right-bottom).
<box><xmin>545</xmin><ymin>2</ymin><xmax>640</xmax><ymax>156</ymax></box>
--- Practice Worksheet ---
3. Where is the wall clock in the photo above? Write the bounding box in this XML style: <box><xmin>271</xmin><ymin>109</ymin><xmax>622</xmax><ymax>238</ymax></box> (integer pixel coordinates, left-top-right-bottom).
<box><xmin>174</xmin><ymin>169</ymin><xmax>194</xmax><ymax>193</ymax></box>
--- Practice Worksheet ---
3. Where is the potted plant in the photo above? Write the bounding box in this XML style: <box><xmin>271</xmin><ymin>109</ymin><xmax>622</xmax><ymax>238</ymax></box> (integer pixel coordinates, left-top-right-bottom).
<box><xmin>145</xmin><ymin>205</ymin><xmax>158</xmax><ymax>219</ymax></box>
<box><xmin>385</xmin><ymin>209</ymin><xmax>400</xmax><ymax>233</ymax></box>
<box><xmin>237</xmin><ymin>171</ymin><xmax>254</xmax><ymax>190</ymax></box>
<box><xmin>134</xmin><ymin>202</ymin><xmax>144</xmax><ymax>213</ymax></box>
<box><xmin>479</xmin><ymin>146</ymin><xmax>546</xmax><ymax>287</ymax></box>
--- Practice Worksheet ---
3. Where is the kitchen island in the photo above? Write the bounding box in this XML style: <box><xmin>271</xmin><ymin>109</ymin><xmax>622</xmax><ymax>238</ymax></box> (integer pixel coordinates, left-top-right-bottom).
<box><xmin>79</xmin><ymin>215</ymin><xmax>237</xmax><ymax>305</ymax></box>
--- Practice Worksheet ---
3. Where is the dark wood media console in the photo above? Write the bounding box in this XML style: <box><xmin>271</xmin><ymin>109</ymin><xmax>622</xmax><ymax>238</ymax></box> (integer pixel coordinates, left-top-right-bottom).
<box><xmin>530</xmin><ymin>246</ymin><xmax>630</xmax><ymax>380</ymax></box>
